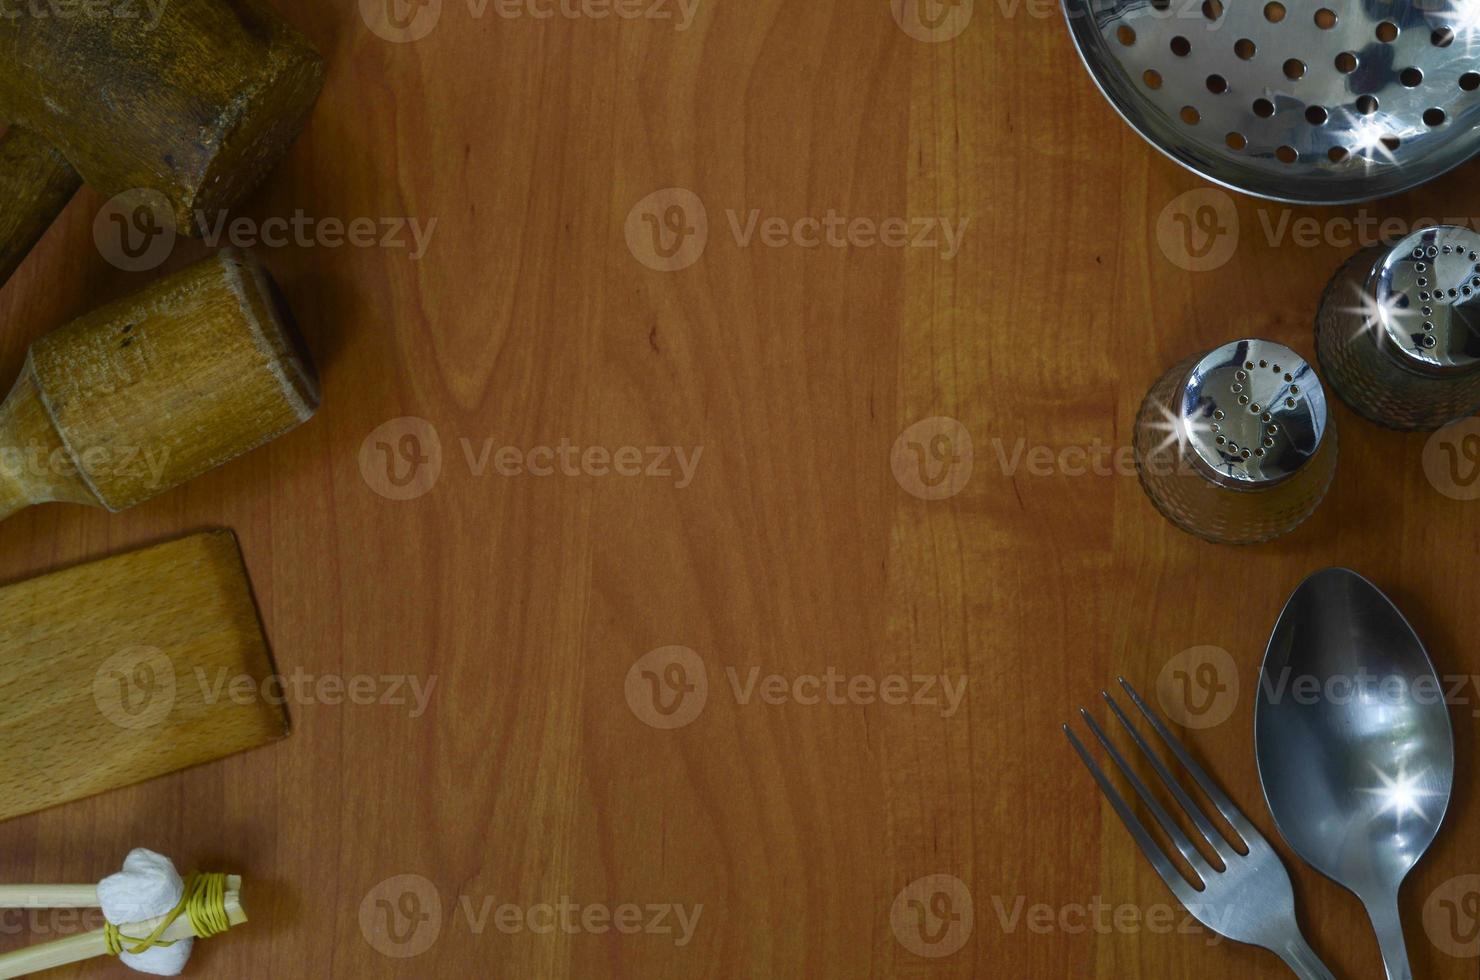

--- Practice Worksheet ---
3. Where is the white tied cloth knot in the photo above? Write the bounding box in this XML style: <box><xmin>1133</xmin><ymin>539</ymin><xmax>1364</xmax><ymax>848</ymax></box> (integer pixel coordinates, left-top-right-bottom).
<box><xmin>96</xmin><ymin>849</ymin><xmax>194</xmax><ymax>976</ymax></box>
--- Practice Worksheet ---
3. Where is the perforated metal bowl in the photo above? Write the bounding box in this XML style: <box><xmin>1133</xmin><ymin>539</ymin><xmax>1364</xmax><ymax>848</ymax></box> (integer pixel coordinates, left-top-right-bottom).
<box><xmin>1063</xmin><ymin>0</ymin><xmax>1480</xmax><ymax>202</ymax></box>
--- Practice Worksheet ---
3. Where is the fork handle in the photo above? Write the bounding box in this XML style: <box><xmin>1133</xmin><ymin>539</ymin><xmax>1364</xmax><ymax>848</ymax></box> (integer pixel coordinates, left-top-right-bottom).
<box><xmin>1275</xmin><ymin>933</ymin><xmax>1336</xmax><ymax>980</ymax></box>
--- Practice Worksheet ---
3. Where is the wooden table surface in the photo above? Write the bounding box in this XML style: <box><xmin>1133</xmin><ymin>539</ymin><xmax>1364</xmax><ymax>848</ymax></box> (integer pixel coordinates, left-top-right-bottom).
<box><xmin>1</xmin><ymin>0</ymin><xmax>1478</xmax><ymax>976</ymax></box>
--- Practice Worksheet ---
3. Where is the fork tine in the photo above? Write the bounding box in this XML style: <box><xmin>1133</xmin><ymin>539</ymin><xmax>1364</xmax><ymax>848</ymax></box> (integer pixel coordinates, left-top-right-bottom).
<box><xmin>1077</xmin><ymin>708</ymin><xmax>1215</xmax><ymax>882</ymax></box>
<box><xmin>1101</xmin><ymin>690</ymin><xmax>1237</xmax><ymax>865</ymax></box>
<box><xmin>1118</xmin><ymin>677</ymin><xmax>1263</xmax><ymax>846</ymax></box>
<box><xmin>1063</xmin><ymin>724</ymin><xmax>1199</xmax><ymax>907</ymax></box>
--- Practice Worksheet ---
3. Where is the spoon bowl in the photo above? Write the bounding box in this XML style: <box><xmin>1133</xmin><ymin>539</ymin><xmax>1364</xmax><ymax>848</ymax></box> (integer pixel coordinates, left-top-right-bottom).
<box><xmin>1256</xmin><ymin>568</ymin><xmax>1454</xmax><ymax>980</ymax></box>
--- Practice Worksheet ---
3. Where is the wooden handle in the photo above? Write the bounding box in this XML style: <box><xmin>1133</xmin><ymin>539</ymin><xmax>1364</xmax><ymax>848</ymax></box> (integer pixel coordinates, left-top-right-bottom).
<box><xmin>0</xmin><ymin>885</ymin><xmax>100</xmax><ymax>909</ymax></box>
<box><xmin>0</xmin><ymin>127</ymin><xmax>81</xmax><ymax>289</ymax></box>
<box><xmin>0</xmin><ymin>248</ymin><xmax>319</xmax><ymax>520</ymax></box>
<box><xmin>0</xmin><ymin>876</ymin><xmax>243</xmax><ymax>980</ymax></box>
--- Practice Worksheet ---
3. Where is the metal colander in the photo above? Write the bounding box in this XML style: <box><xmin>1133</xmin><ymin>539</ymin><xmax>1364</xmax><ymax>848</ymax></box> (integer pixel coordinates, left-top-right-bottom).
<box><xmin>1063</xmin><ymin>0</ymin><xmax>1480</xmax><ymax>202</ymax></box>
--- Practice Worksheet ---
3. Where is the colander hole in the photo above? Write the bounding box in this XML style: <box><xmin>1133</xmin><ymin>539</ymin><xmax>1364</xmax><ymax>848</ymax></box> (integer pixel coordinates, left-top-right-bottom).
<box><xmin>1264</xmin><ymin>2</ymin><xmax>1285</xmax><ymax>23</ymax></box>
<box><xmin>1245</xmin><ymin>361</ymin><xmax>1254</xmax><ymax>369</ymax></box>
<box><xmin>1425</xmin><ymin>107</ymin><xmax>1447</xmax><ymax>127</ymax></box>
<box><xmin>1461</xmin><ymin>72</ymin><xmax>1480</xmax><ymax>91</ymax></box>
<box><xmin>1328</xmin><ymin>146</ymin><xmax>1349</xmax><ymax>163</ymax></box>
<box><xmin>1283</xmin><ymin>59</ymin><xmax>1306</xmax><ymax>80</ymax></box>
<box><xmin>1357</xmin><ymin>94</ymin><xmax>1379</xmax><ymax>115</ymax></box>
<box><xmin>1117</xmin><ymin>25</ymin><xmax>1136</xmax><ymax>45</ymax></box>
<box><xmin>1207</xmin><ymin>74</ymin><xmax>1229</xmax><ymax>94</ymax></box>
<box><xmin>1264</xmin><ymin>437</ymin><xmax>1275</xmax><ymax>447</ymax></box>
<box><xmin>1306</xmin><ymin>105</ymin><xmax>1328</xmax><ymax>125</ymax></box>
<box><xmin>1171</xmin><ymin>35</ymin><xmax>1191</xmax><ymax>57</ymax></box>
<box><xmin>1239</xmin><ymin>395</ymin><xmax>1250</xmax><ymax>405</ymax></box>
<box><xmin>1423</xmin><ymin>306</ymin><xmax>1433</xmax><ymax>315</ymax></box>
<box><xmin>1214</xmin><ymin>410</ymin><xmax>1226</xmax><ymax>420</ymax></box>
<box><xmin>1382</xmin><ymin>135</ymin><xmax>1402</xmax><ymax>151</ymax></box>
<box><xmin>1241</xmin><ymin>449</ymin><xmax>1252</xmax><ymax>459</ymax></box>
<box><xmin>1424</xmin><ymin>321</ymin><xmax>1436</xmax><ymax>331</ymax></box>
<box><xmin>1286</xmin><ymin>398</ymin><xmax>1296</xmax><ymax>407</ymax></box>
<box><xmin>1255</xmin><ymin>448</ymin><xmax>1265</xmax><ymax>457</ymax></box>
<box><xmin>1268</xmin><ymin>425</ymin><xmax>1278</xmax><ymax>434</ymax></box>
<box><xmin>1254</xmin><ymin>97</ymin><xmax>1276</xmax><ymax>117</ymax></box>
<box><xmin>1336</xmin><ymin>52</ymin><xmax>1359</xmax><ymax>74</ymax></box>
<box><xmin>1259</xmin><ymin>360</ymin><xmax>1268</xmax><ymax>368</ymax></box>
<box><xmin>1216</xmin><ymin>436</ymin><xmax>1226</xmax><ymax>445</ymax></box>
<box><xmin>1235</xmin><ymin>38</ymin><xmax>1257</xmax><ymax>59</ymax></box>
<box><xmin>1424</xmin><ymin>335</ymin><xmax>1437</xmax><ymax>348</ymax></box>
<box><xmin>1276</xmin><ymin>145</ymin><xmax>1298</xmax><ymax>164</ymax></box>
<box><xmin>1235</xmin><ymin>370</ymin><xmax>1247</xmax><ymax>380</ymax></box>
<box><xmin>1284</xmin><ymin>373</ymin><xmax>1292</xmax><ymax>381</ymax></box>
<box><xmin>1226</xmin><ymin>131</ymin><xmax>1247</xmax><ymax>150</ymax></box>
<box><xmin>1151</xmin><ymin>0</ymin><xmax>1171</xmax><ymax>9</ymax></box>
<box><xmin>1290</xmin><ymin>384</ymin><xmax>1299</xmax><ymax>394</ymax></box>
<box><xmin>1202</xmin><ymin>0</ymin><xmax>1224</xmax><ymax>20</ymax></box>
<box><xmin>1433</xmin><ymin>27</ymin><xmax>1455</xmax><ymax>47</ymax></box>
<box><xmin>1144</xmin><ymin>69</ymin><xmax>1163</xmax><ymax>89</ymax></box>
<box><xmin>1401</xmin><ymin>67</ymin><xmax>1424</xmax><ymax>88</ymax></box>
<box><xmin>1262</xmin><ymin>411</ymin><xmax>1273</xmax><ymax>421</ymax></box>
<box><xmin>1377</xmin><ymin>21</ymin><xmax>1399</xmax><ymax>43</ymax></box>
<box><xmin>1181</xmin><ymin>105</ymin><xmax>1201</xmax><ymax>124</ymax></box>
<box><xmin>1315</xmin><ymin>8</ymin><xmax>1337</xmax><ymax>29</ymax></box>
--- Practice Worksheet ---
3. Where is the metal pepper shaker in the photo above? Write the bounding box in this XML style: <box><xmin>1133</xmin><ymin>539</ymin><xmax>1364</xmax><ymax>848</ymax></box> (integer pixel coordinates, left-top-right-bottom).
<box><xmin>1316</xmin><ymin>226</ymin><xmax>1480</xmax><ymax>430</ymax></box>
<box><xmin>1134</xmin><ymin>339</ymin><xmax>1337</xmax><ymax>545</ymax></box>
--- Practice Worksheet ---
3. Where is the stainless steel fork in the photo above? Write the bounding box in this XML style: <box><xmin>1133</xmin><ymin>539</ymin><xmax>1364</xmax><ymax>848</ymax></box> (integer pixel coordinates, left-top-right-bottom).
<box><xmin>1064</xmin><ymin>677</ymin><xmax>1334</xmax><ymax>979</ymax></box>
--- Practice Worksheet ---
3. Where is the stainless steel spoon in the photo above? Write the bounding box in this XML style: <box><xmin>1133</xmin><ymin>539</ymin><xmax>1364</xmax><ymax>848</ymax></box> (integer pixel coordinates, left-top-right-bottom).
<box><xmin>1256</xmin><ymin>568</ymin><xmax>1455</xmax><ymax>980</ymax></box>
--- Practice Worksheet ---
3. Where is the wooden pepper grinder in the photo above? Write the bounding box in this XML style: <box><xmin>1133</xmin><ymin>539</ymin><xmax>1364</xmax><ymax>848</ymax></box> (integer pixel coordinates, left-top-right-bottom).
<box><xmin>0</xmin><ymin>249</ymin><xmax>319</xmax><ymax>520</ymax></box>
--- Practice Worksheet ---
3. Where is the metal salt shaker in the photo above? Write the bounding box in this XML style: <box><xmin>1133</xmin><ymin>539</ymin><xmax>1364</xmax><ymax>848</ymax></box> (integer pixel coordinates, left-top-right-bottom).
<box><xmin>1316</xmin><ymin>226</ymin><xmax>1480</xmax><ymax>430</ymax></box>
<box><xmin>1134</xmin><ymin>339</ymin><xmax>1337</xmax><ymax>545</ymax></box>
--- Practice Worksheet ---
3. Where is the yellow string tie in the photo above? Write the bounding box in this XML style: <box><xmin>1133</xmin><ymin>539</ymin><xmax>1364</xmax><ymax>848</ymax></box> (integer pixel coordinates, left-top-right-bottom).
<box><xmin>103</xmin><ymin>872</ymin><xmax>231</xmax><ymax>957</ymax></box>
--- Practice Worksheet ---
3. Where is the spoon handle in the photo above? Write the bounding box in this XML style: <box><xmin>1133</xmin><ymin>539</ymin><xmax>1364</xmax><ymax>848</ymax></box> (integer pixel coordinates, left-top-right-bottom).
<box><xmin>1275</xmin><ymin>933</ymin><xmax>1336</xmax><ymax>980</ymax></box>
<box><xmin>1363</xmin><ymin>893</ymin><xmax>1413</xmax><ymax>980</ymax></box>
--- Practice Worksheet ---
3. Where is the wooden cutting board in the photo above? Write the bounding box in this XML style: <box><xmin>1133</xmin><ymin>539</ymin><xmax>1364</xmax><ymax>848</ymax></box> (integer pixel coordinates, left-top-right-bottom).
<box><xmin>0</xmin><ymin>530</ymin><xmax>287</xmax><ymax>822</ymax></box>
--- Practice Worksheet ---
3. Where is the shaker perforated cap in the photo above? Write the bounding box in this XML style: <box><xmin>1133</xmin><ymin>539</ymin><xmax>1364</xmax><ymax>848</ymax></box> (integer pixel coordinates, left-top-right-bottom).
<box><xmin>1179</xmin><ymin>340</ymin><xmax>1329</xmax><ymax>487</ymax></box>
<box><xmin>1370</xmin><ymin>226</ymin><xmax>1480</xmax><ymax>375</ymax></box>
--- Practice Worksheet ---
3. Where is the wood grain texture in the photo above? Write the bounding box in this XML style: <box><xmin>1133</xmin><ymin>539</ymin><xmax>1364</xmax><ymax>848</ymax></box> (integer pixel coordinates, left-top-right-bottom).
<box><xmin>0</xmin><ymin>1</ymin><xmax>1477</xmax><ymax>978</ymax></box>
<box><xmin>0</xmin><ymin>127</ymin><xmax>80</xmax><ymax>289</ymax></box>
<box><xmin>0</xmin><ymin>532</ymin><xmax>285</xmax><ymax>824</ymax></box>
